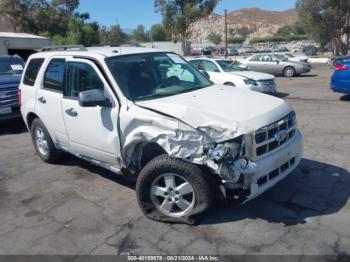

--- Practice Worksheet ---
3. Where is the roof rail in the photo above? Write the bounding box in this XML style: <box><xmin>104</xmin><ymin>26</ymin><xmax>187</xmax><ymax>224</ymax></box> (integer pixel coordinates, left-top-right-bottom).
<box><xmin>39</xmin><ymin>45</ymin><xmax>87</xmax><ymax>52</ymax></box>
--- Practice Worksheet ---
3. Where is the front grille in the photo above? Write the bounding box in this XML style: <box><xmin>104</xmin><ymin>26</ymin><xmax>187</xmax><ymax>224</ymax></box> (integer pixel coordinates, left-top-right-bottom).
<box><xmin>258</xmin><ymin>79</ymin><xmax>275</xmax><ymax>87</ymax></box>
<box><xmin>0</xmin><ymin>85</ymin><xmax>19</xmax><ymax>108</ymax></box>
<box><xmin>257</xmin><ymin>157</ymin><xmax>296</xmax><ymax>186</ymax></box>
<box><xmin>253</xmin><ymin>112</ymin><xmax>297</xmax><ymax>159</ymax></box>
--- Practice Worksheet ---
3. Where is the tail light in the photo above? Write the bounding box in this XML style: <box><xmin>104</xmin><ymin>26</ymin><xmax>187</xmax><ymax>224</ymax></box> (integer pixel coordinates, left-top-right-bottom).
<box><xmin>335</xmin><ymin>64</ymin><xmax>349</xmax><ymax>71</ymax></box>
<box><xmin>18</xmin><ymin>88</ymin><xmax>22</xmax><ymax>108</ymax></box>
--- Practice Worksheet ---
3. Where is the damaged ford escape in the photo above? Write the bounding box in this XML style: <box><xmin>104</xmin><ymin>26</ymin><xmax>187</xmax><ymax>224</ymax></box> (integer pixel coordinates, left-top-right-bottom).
<box><xmin>20</xmin><ymin>46</ymin><xmax>303</xmax><ymax>223</ymax></box>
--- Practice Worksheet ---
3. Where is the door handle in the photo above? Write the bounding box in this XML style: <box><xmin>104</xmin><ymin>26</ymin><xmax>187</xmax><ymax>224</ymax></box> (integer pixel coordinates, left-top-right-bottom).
<box><xmin>65</xmin><ymin>108</ymin><xmax>78</xmax><ymax>117</ymax></box>
<box><xmin>38</xmin><ymin>97</ymin><xmax>46</xmax><ymax>104</ymax></box>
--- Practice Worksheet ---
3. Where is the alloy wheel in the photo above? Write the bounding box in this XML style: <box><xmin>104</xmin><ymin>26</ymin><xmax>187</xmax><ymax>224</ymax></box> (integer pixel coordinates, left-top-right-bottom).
<box><xmin>150</xmin><ymin>173</ymin><xmax>195</xmax><ymax>217</ymax></box>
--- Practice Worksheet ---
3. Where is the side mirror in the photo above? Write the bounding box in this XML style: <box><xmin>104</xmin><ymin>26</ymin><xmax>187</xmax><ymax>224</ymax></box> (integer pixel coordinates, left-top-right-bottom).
<box><xmin>276</xmin><ymin>60</ymin><xmax>280</xmax><ymax>64</ymax></box>
<box><xmin>79</xmin><ymin>89</ymin><xmax>112</xmax><ymax>107</ymax></box>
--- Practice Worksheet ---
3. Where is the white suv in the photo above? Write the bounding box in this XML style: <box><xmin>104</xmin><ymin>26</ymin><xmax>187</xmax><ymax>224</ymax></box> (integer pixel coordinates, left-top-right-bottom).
<box><xmin>20</xmin><ymin>46</ymin><xmax>303</xmax><ymax>224</ymax></box>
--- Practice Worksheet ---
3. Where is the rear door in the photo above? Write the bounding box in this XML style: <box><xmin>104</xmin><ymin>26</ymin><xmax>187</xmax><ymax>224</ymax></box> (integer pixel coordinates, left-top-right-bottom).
<box><xmin>34</xmin><ymin>58</ymin><xmax>68</xmax><ymax>146</ymax></box>
<box><xmin>61</xmin><ymin>58</ymin><xmax>121</xmax><ymax>165</ymax></box>
<box><xmin>260</xmin><ymin>55</ymin><xmax>279</xmax><ymax>74</ymax></box>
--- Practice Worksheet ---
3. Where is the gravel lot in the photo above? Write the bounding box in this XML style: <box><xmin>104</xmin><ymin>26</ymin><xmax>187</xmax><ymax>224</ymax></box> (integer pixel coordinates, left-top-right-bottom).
<box><xmin>0</xmin><ymin>64</ymin><xmax>349</xmax><ymax>255</ymax></box>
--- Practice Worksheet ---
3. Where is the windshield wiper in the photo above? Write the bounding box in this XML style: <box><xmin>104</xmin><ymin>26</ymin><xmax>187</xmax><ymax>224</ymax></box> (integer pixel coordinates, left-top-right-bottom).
<box><xmin>134</xmin><ymin>84</ymin><xmax>213</xmax><ymax>101</ymax></box>
<box><xmin>135</xmin><ymin>93</ymin><xmax>176</xmax><ymax>101</ymax></box>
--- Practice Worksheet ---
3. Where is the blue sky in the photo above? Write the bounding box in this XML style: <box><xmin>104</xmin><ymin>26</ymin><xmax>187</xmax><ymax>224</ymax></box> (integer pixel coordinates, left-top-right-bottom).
<box><xmin>78</xmin><ymin>0</ymin><xmax>297</xmax><ymax>30</ymax></box>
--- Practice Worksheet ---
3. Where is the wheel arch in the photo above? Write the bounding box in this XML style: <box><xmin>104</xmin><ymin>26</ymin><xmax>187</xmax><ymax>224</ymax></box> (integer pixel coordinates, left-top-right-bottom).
<box><xmin>26</xmin><ymin>112</ymin><xmax>39</xmax><ymax>129</ymax></box>
<box><xmin>224</xmin><ymin>82</ymin><xmax>236</xmax><ymax>86</ymax></box>
<box><xmin>126</xmin><ymin>142</ymin><xmax>168</xmax><ymax>172</ymax></box>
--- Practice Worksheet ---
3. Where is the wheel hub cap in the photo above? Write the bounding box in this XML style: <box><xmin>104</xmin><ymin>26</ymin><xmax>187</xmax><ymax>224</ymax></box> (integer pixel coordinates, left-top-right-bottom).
<box><xmin>35</xmin><ymin>127</ymin><xmax>48</xmax><ymax>156</ymax></box>
<box><xmin>151</xmin><ymin>173</ymin><xmax>195</xmax><ymax>218</ymax></box>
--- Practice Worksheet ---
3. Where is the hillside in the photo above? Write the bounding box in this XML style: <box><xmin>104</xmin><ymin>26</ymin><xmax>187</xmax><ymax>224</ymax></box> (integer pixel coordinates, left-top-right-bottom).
<box><xmin>189</xmin><ymin>8</ymin><xmax>299</xmax><ymax>44</ymax></box>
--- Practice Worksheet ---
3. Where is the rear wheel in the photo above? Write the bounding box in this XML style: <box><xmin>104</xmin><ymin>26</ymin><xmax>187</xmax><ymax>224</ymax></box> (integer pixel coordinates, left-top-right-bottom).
<box><xmin>30</xmin><ymin>118</ymin><xmax>61</xmax><ymax>163</ymax></box>
<box><xmin>224</xmin><ymin>82</ymin><xmax>235</xmax><ymax>86</ymax></box>
<box><xmin>136</xmin><ymin>155</ymin><xmax>213</xmax><ymax>224</ymax></box>
<box><xmin>283</xmin><ymin>66</ymin><xmax>296</xmax><ymax>77</ymax></box>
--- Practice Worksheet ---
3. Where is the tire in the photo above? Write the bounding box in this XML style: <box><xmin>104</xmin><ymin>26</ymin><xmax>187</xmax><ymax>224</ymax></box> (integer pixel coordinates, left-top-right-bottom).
<box><xmin>136</xmin><ymin>155</ymin><xmax>213</xmax><ymax>224</ymax></box>
<box><xmin>30</xmin><ymin>118</ymin><xmax>61</xmax><ymax>163</ymax></box>
<box><xmin>283</xmin><ymin>66</ymin><xmax>296</xmax><ymax>77</ymax></box>
<box><xmin>224</xmin><ymin>82</ymin><xmax>235</xmax><ymax>86</ymax></box>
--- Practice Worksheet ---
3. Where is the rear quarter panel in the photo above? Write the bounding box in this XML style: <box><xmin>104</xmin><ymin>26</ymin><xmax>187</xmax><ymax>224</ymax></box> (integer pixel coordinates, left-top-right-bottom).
<box><xmin>20</xmin><ymin>59</ymin><xmax>45</xmax><ymax>127</ymax></box>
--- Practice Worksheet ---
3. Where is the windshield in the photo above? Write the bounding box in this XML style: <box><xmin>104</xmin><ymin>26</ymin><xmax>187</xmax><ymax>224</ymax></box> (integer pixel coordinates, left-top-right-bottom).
<box><xmin>216</xmin><ymin>60</ymin><xmax>249</xmax><ymax>72</ymax></box>
<box><xmin>0</xmin><ymin>57</ymin><xmax>24</xmax><ymax>76</ymax></box>
<box><xmin>106</xmin><ymin>52</ymin><xmax>212</xmax><ymax>101</ymax></box>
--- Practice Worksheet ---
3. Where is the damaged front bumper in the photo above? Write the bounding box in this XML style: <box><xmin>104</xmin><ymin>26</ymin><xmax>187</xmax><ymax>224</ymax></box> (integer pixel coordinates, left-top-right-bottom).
<box><xmin>216</xmin><ymin>130</ymin><xmax>303</xmax><ymax>201</ymax></box>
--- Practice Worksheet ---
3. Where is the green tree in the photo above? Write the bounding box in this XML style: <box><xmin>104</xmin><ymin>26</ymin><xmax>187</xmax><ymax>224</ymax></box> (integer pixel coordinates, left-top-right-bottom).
<box><xmin>149</xmin><ymin>24</ymin><xmax>168</xmax><ymax>41</ymax></box>
<box><xmin>207</xmin><ymin>32</ymin><xmax>222</xmax><ymax>45</ymax></box>
<box><xmin>52</xmin><ymin>17</ymin><xmax>100</xmax><ymax>46</ymax></box>
<box><xmin>276</xmin><ymin>22</ymin><xmax>307</xmax><ymax>37</ymax></box>
<box><xmin>132</xmin><ymin>24</ymin><xmax>149</xmax><ymax>42</ymax></box>
<box><xmin>0</xmin><ymin>0</ymin><xmax>79</xmax><ymax>36</ymax></box>
<box><xmin>296</xmin><ymin>0</ymin><xmax>350</xmax><ymax>54</ymax></box>
<box><xmin>227</xmin><ymin>36</ymin><xmax>245</xmax><ymax>44</ymax></box>
<box><xmin>107</xmin><ymin>25</ymin><xmax>129</xmax><ymax>45</ymax></box>
<box><xmin>155</xmin><ymin>0</ymin><xmax>219</xmax><ymax>40</ymax></box>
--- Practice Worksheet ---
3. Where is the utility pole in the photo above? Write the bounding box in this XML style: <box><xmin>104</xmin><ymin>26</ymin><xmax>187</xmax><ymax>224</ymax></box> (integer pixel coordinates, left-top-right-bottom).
<box><xmin>225</xmin><ymin>9</ymin><xmax>228</xmax><ymax>58</ymax></box>
<box><xmin>347</xmin><ymin>11</ymin><xmax>350</xmax><ymax>54</ymax></box>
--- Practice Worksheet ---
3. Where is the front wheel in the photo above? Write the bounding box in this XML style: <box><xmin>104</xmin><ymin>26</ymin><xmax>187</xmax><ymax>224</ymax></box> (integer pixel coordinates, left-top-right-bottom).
<box><xmin>283</xmin><ymin>66</ymin><xmax>296</xmax><ymax>77</ymax></box>
<box><xmin>136</xmin><ymin>155</ymin><xmax>213</xmax><ymax>224</ymax></box>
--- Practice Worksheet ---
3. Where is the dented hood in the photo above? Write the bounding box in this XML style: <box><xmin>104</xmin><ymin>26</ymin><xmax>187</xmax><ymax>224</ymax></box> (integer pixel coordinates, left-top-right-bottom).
<box><xmin>135</xmin><ymin>84</ymin><xmax>292</xmax><ymax>140</ymax></box>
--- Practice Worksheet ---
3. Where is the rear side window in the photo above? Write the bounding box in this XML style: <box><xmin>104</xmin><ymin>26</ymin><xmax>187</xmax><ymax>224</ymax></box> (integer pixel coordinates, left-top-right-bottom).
<box><xmin>250</xmin><ymin>55</ymin><xmax>263</xmax><ymax>61</ymax></box>
<box><xmin>23</xmin><ymin>58</ymin><xmax>44</xmax><ymax>86</ymax></box>
<box><xmin>44</xmin><ymin>59</ymin><xmax>65</xmax><ymax>91</ymax></box>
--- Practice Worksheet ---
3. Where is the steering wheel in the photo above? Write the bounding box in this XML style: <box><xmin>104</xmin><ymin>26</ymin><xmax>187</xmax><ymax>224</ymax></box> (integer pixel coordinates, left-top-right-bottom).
<box><xmin>160</xmin><ymin>76</ymin><xmax>180</xmax><ymax>88</ymax></box>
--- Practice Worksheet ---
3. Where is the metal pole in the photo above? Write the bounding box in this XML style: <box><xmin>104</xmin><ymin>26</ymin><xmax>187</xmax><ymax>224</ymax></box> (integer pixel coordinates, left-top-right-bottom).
<box><xmin>225</xmin><ymin>9</ymin><xmax>228</xmax><ymax>58</ymax></box>
<box><xmin>347</xmin><ymin>11</ymin><xmax>350</xmax><ymax>54</ymax></box>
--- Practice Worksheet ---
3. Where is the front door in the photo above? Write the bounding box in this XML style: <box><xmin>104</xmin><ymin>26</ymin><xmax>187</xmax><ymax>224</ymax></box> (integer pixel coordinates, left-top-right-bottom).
<box><xmin>61</xmin><ymin>58</ymin><xmax>121</xmax><ymax>165</ymax></box>
<box><xmin>202</xmin><ymin>60</ymin><xmax>223</xmax><ymax>84</ymax></box>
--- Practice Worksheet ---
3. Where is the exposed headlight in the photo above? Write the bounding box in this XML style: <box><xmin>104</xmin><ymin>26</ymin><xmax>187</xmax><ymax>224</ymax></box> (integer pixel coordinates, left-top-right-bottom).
<box><xmin>244</xmin><ymin>79</ymin><xmax>258</xmax><ymax>86</ymax></box>
<box><xmin>207</xmin><ymin>137</ymin><xmax>245</xmax><ymax>162</ymax></box>
<box><xmin>208</xmin><ymin>144</ymin><xmax>227</xmax><ymax>161</ymax></box>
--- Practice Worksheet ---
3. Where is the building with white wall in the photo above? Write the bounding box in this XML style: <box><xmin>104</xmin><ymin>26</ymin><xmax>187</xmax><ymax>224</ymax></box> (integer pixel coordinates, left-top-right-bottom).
<box><xmin>0</xmin><ymin>32</ymin><xmax>51</xmax><ymax>60</ymax></box>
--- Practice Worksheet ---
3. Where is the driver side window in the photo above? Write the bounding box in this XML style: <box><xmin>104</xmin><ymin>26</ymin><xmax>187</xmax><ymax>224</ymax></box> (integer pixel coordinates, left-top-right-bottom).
<box><xmin>65</xmin><ymin>62</ymin><xmax>104</xmax><ymax>98</ymax></box>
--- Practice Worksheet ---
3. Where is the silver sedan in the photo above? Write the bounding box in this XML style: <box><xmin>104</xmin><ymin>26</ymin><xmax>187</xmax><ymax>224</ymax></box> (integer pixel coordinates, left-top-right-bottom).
<box><xmin>241</xmin><ymin>54</ymin><xmax>311</xmax><ymax>77</ymax></box>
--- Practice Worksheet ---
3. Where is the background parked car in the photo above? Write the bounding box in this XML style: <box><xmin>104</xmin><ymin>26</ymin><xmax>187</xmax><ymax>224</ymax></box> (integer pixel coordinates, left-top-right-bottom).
<box><xmin>241</xmin><ymin>54</ymin><xmax>311</xmax><ymax>77</ymax></box>
<box><xmin>304</xmin><ymin>46</ymin><xmax>317</xmax><ymax>56</ymax></box>
<box><xmin>331</xmin><ymin>60</ymin><xmax>350</xmax><ymax>95</ymax></box>
<box><xmin>0</xmin><ymin>55</ymin><xmax>25</xmax><ymax>120</ymax></box>
<box><xmin>328</xmin><ymin>54</ymin><xmax>350</xmax><ymax>67</ymax></box>
<box><xmin>189</xmin><ymin>57</ymin><xmax>277</xmax><ymax>93</ymax></box>
<box><xmin>227</xmin><ymin>48</ymin><xmax>239</xmax><ymax>56</ymax></box>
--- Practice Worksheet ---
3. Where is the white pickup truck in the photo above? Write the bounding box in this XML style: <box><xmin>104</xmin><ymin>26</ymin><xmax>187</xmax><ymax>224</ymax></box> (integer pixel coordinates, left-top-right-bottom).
<box><xmin>20</xmin><ymin>46</ymin><xmax>303</xmax><ymax>224</ymax></box>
